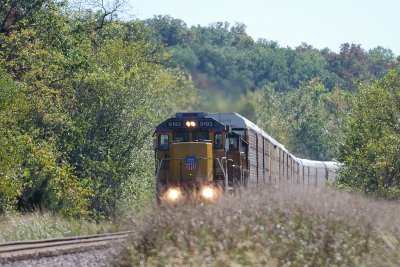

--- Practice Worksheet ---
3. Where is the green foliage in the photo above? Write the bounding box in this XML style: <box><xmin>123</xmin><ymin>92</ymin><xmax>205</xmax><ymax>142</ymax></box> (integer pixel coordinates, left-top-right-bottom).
<box><xmin>0</xmin><ymin>1</ymin><xmax>195</xmax><ymax>218</ymax></box>
<box><xmin>146</xmin><ymin>16</ymin><xmax>398</xmax><ymax>97</ymax></box>
<box><xmin>368</xmin><ymin>46</ymin><xmax>397</xmax><ymax>78</ymax></box>
<box><xmin>0</xmin><ymin>71</ymin><xmax>24</xmax><ymax>214</ymax></box>
<box><xmin>337</xmin><ymin>69</ymin><xmax>400</xmax><ymax>195</ymax></box>
<box><xmin>292</xmin><ymin>44</ymin><xmax>343</xmax><ymax>90</ymax></box>
<box><xmin>0</xmin><ymin>1</ymin><xmax>94</xmax><ymax>217</ymax></box>
<box><xmin>172</xmin><ymin>46</ymin><xmax>199</xmax><ymax>69</ymax></box>
<box><xmin>256</xmin><ymin>80</ymin><xmax>351</xmax><ymax>160</ymax></box>
<box><xmin>0</xmin><ymin>0</ymin><xmax>50</xmax><ymax>36</ymax></box>
<box><xmin>67</xmin><ymin>22</ymin><xmax>195</xmax><ymax>218</ymax></box>
<box><xmin>144</xmin><ymin>15</ymin><xmax>190</xmax><ymax>46</ymax></box>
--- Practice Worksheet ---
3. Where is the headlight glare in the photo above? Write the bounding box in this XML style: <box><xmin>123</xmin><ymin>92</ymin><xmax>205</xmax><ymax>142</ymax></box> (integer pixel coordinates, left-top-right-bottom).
<box><xmin>163</xmin><ymin>187</ymin><xmax>183</xmax><ymax>203</ymax></box>
<box><xmin>200</xmin><ymin>185</ymin><xmax>219</xmax><ymax>201</ymax></box>
<box><xmin>167</xmin><ymin>188</ymin><xmax>180</xmax><ymax>200</ymax></box>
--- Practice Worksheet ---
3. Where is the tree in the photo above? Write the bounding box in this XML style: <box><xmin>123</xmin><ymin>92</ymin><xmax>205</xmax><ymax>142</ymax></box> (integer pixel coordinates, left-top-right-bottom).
<box><xmin>291</xmin><ymin>44</ymin><xmax>342</xmax><ymax>90</ymax></box>
<box><xmin>337</xmin><ymin>69</ymin><xmax>400</xmax><ymax>197</ymax></box>
<box><xmin>0</xmin><ymin>1</ymin><xmax>93</xmax><ymax>217</ymax></box>
<box><xmin>256</xmin><ymin>80</ymin><xmax>348</xmax><ymax>160</ymax></box>
<box><xmin>0</xmin><ymin>70</ymin><xmax>24</xmax><ymax>214</ymax></box>
<box><xmin>0</xmin><ymin>2</ymin><xmax>195</xmax><ymax>217</ymax></box>
<box><xmin>144</xmin><ymin>15</ymin><xmax>190</xmax><ymax>46</ymax></box>
<box><xmin>67</xmin><ymin>22</ymin><xmax>195</xmax><ymax>217</ymax></box>
<box><xmin>0</xmin><ymin>0</ymin><xmax>49</xmax><ymax>35</ymax></box>
<box><xmin>368</xmin><ymin>46</ymin><xmax>397</xmax><ymax>78</ymax></box>
<box><xmin>323</xmin><ymin>43</ymin><xmax>371</xmax><ymax>91</ymax></box>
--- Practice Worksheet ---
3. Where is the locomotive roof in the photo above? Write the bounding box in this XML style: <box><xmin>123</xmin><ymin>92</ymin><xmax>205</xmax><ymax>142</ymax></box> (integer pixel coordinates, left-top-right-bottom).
<box><xmin>207</xmin><ymin>113</ymin><xmax>286</xmax><ymax>151</ymax></box>
<box><xmin>207</xmin><ymin>113</ymin><xmax>260</xmax><ymax>131</ymax></box>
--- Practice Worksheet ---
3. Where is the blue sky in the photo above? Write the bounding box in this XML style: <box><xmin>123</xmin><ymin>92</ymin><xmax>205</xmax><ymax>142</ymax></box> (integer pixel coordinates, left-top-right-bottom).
<box><xmin>126</xmin><ymin>0</ymin><xmax>399</xmax><ymax>55</ymax></box>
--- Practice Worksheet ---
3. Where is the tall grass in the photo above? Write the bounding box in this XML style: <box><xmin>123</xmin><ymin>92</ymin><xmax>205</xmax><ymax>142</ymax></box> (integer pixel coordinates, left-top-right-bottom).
<box><xmin>116</xmin><ymin>185</ymin><xmax>400</xmax><ymax>266</ymax></box>
<box><xmin>0</xmin><ymin>212</ymin><xmax>118</xmax><ymax>242</ymax></box>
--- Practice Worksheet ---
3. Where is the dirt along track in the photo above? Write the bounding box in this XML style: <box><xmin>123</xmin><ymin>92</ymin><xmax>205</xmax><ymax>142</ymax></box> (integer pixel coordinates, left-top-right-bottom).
<box><xmin>0</xmin><ymin>231</ymin><xmax>131</xmax><ymax>264</ymax></box>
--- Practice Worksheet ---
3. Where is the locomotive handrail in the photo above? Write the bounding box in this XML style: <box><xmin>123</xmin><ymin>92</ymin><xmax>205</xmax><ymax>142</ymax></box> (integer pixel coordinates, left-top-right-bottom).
<box><xmin>240</xmin><ymin>151</ymin><xmax>245</xmax><ymax>186</ymax></box>
<box><xmin>196</xmin><ymin>157</ymin><xmax>227</xmax><ymax>185</ymax></box>
<box><xmin>230</xmin><ymin>164</ymin><xmax>243</xmax><ymax>188</ymax></box>
<box><xmin>321</xmin><ymin>161</ymin><xmax>329</xmax><ymax>182</ymax></box>
<box><xmin>220</xmin><ymin>157</ymin><xmax>227</xmax><ymax>189</ymax></box>
<box><xmin>215</xmin><ymin>158</ymin><xmax>226</xmax><ymax>180</ymax></box>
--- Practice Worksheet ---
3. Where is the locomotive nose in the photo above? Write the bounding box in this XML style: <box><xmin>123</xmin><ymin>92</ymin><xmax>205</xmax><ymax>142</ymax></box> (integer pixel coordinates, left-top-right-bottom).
<box><xmin>170</xmin><ymin>142</ymin><xmax>213</xmax><ymax>183</ymax></box>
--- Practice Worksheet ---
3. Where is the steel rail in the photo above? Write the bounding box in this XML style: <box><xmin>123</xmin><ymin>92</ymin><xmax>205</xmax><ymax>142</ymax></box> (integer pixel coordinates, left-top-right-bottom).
<box><xmin>0</xmin><ymin>231</ymin><xmax>132</xmax><ymax>262</ymax></box>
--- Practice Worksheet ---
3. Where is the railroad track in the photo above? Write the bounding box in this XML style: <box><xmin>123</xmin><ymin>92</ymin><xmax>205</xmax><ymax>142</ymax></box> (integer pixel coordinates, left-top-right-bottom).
<box><xmin>0</xmin><ymin>231</ymin><xmax>131</xmax><ymax>262</ymax></box>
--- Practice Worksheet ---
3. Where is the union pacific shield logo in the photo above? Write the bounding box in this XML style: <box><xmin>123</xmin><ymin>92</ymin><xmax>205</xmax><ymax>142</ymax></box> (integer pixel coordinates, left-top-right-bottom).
<box><xmin>185</xmin><ymin>156</ymin><xmax>196</xmax><ymax>171</ymax></box>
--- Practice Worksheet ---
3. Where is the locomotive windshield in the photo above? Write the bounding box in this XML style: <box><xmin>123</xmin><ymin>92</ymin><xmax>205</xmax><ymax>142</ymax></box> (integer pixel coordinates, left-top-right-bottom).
<box><xmin>214</xmin><ymin>133</ymin><xmax>223</xmax><ymax>149</ymax></box>
<box><xmin>173</xmin><ymin>131</ymin><xmax>189</xmax><ymax>142</ymax></box>
<box><xmin>159</xmin><ymin>134</ymin><xmax>169</xmax><ymax>150</ymax></box>
<box><xmin>227</xmin><ymin>134</ymin><xmax>238</xmax><ymax>151</ymax></box>
<box><xmin>192</xmin><ymin>130</ymin><xmax>209</xmax><ymax>141</ymax></box>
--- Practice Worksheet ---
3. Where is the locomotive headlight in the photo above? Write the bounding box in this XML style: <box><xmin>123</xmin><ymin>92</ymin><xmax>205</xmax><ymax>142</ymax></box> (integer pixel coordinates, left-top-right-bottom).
<box><xmin>164</xmin><ymin>187</ymin><xmax>182</xmax><ymax>202</ymax></box>
<box><xmin>200</xmin><ymin>185</ymin><xmax>216</xmax><ymax>200</ymax></box>
<box><xmin>185</xmin><ymin>121</ymin><xmax>196</xmax><ymax>127</ymax></box>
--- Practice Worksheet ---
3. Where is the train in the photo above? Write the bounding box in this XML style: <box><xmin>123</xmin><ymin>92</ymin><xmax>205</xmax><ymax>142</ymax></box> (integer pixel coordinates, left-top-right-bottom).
<box><xmin>154</xmin><ymin>112</ymin><xmax>339</xmax><ymax>204</ymax></box>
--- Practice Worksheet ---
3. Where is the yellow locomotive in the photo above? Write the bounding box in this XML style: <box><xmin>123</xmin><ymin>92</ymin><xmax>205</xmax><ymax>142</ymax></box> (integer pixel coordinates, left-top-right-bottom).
<box><xmin>154</xmin><ymin>112</ymin><xmax>339</xmax><ymax>204</ymax></box>
<box><xmin>154</xmin><ymin>112</ymin><xmax>248</xmax><ymax>204</ymax></box>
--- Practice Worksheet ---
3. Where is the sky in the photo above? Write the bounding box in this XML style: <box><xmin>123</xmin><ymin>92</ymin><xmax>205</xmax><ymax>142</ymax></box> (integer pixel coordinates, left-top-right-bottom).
<box><xmin>125</xmin><ymin>0</ymin><xmax>399</xmax><ymax>55</ymax></box>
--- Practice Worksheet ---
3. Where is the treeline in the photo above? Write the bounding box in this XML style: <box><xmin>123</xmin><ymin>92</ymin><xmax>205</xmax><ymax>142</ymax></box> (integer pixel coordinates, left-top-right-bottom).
<box><xmin>0</xmin><ymin>1</ymin><xmax>195</xmax><ymax>217</ymax></box>
<box><xmin>144</xmin><ymin>15</ymin><xmax>399</xmax><ymax>94</ymax></box>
